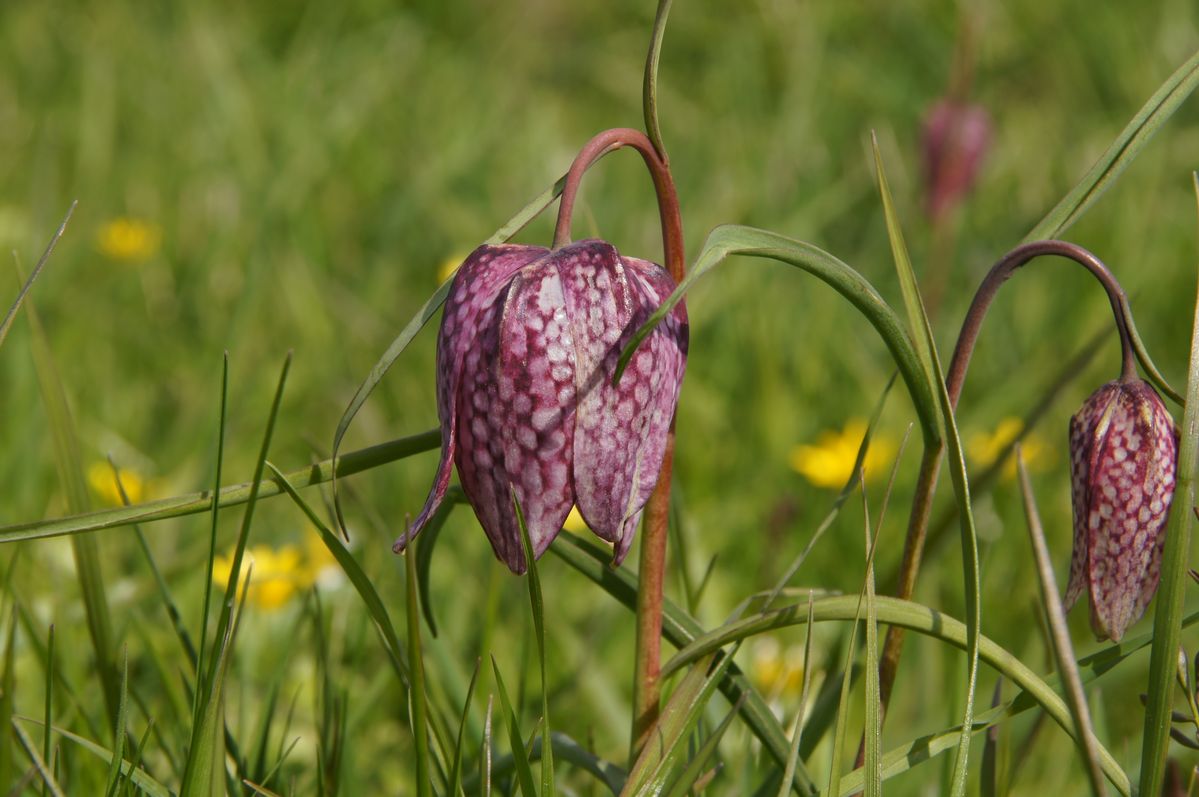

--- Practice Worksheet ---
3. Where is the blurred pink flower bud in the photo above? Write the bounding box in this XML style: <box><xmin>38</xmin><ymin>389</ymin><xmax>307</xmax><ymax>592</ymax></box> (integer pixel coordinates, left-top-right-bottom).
<box><xmin>921</xmin><ymin>99</ymin><xmax>991</xmax><ymax>222</ymax></box>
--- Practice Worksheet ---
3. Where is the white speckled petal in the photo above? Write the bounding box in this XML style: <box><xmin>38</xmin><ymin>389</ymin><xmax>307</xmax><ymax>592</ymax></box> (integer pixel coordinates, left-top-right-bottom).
<box><xmin>497</xmin><ymin>259</ymin><xmax>578</xmax><ymax>565</ymax></box>
<box><xmin>559</xmin><ymin>240</ymin><xmax>689</xmax><ymax>563</ymax></box>
<box><xmin>398</xmin><ymin>244</ymin><xmax>547</xmax><ymax>554</ymax></box>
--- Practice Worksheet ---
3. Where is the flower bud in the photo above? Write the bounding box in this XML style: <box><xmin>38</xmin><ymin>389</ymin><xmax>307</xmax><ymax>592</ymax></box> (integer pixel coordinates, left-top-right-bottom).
<box><xmin>1066</xmin><ymin>379</ymin><xmax>1177</xmax><ymax>641</ymax></box>
<box><xmin>397</xmin><ymin>239</ymin><xmax>688</xmax><ymax>574</ymax></box>
<box><xmin>921</xmin><ymin>99</ymin><xmax>990</xmax><ymax>222</ymax></box>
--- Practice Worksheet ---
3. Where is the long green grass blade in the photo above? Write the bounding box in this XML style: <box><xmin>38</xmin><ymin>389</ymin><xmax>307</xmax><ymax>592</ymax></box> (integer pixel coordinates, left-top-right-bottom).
<box><xmin>0</xmin><ymin>430</ymin><xmax>439</xmax><ymax>545</ymax></box>
<box><xmin>0</xmin><ymin>202</ymin><xmax>74</xmax><ymax>352</ymax></box>
<box><xmin>23</xmin><ymin>718</ymin><xmax>172</xmax><ymax>797</ymax></box>
<box><xmin>330</xmin><ymin>176</ymin><xmax>565</xmax><ymax>535</ymax></box>
<box><xmin>41</xmin><ymin>624</ymin><xmax>52</xmax><ymax>797</ymax></box>
<box><xmin>776</xmin><ymin>595</ymin><xmax>815</xmax><ymax>797</ymax></box>
<box><xmin>448</xmin><ymin>659</ymin><xmax>482</xmax><ymax>796</ymax></box>
<box><xmin>405</xmin><ymin>545</ymin><xmax>433</xmax><ymax>797</ymax></box>
<box><xmin>491</xmin><ymin>658</ymin><xmax>538</xmax><ymax>797</ymax></box>
<box><xmin>662</xmin><ymin>695</ymin><xmax>742</xmax><ymax>797</ymax></box>
<box><xmin>617</xmin><ymin>224</ymin><xmax>939</xmax><ymax>447</ymax></box>
<box><xmin>103</xmin><ymin>649</ymin><xmax>130</xmax><ymax>797</ymax></box>
<box><xmin>1025</xmin><ymin>48</ymin><xmax>1199</xmax><ymax>242</ymax></box>
<box><xmin>550</xmin><ymin>532</ymin><xmax>817</xmax><ymax>796</ymax></box>
<box><xmin>873</xmin><ymin>136</ymin><xmax>980</xmax><ymax>797</ymax></box>
<box><xmin>1138</xmin><ymin>172</ymin><xmax>1199</xmax><ymax>796</ymax></box>
<box><xmin>195</xmin><ymin>353</ymin><xmax>229</xmax><ymax>722</ymax></box>
<box><xmin>12</xmin><ymin>720</ymin><xmax>66</xmax><ymax>797</ymax></box>
<box><xmin>1015</xmin><ymin>452</ymin><xmax>1110</xmax><ymax>796</ymax></box>
<box><xmin>641</xmin><ymin>0</ymin><xmax>673</xmax><ymax>157</ymax></box>
<box><xmin>0</xmin><ymin>614</ymin><xmax>14</xmax><ymax>790</ymax></box>
<box><xmin>464</xmin><ymin>731</ymin><xmax>626</xmax><ymax>795</ymax></box>
<box><xmin>863</xmin><ymin>490</ymin><xmax>881</xmax><ymax>797</ymax></box>
<box><xmin>21</xmin><ymin>262</ymin><xmax>120</xmax><ymax>724</ymax></box>
<box><xmin>514</xmin><ymin>494</ymin><xmax>554</xmax><ymax>796</ymax></box>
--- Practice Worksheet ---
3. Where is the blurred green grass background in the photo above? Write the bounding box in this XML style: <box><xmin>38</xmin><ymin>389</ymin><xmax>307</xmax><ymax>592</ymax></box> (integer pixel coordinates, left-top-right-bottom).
<box><xmin>1</xmin><ymin>0</ymin><xmax>1198</xmax><ymax>792</ymax></box>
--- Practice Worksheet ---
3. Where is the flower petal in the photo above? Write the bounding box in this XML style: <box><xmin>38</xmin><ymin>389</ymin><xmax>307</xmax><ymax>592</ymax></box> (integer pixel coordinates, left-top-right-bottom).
<box><xmin>398</xmin><ymin>244</ymin><xmax>546</xmax><ymax>554</ymax></box>
<box><xmin>558</xmin><ymin>240</ymin><xmax>688</xmax><ymax>562</ymax></box>
<box><xmin>496</xmin><ymin>260</ymin><xmax>578</xmax><ymax>561</ymax></box>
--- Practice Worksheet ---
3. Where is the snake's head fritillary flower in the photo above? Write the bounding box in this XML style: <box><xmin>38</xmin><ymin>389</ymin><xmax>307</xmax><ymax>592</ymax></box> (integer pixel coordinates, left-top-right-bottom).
<box><xmin>396</xmin><ymin>239</ymin><xmax>688</xmax><ymax>574</ymax></box>
<box><xmin>921</xmin><ymin>99</ymin><xmax>991</xmax><ymax>223</ymax></box>
<box><xmin>1066</xmin><ymin>379</ymin><xmax>1178</xmax><ymax>641</ymax></box>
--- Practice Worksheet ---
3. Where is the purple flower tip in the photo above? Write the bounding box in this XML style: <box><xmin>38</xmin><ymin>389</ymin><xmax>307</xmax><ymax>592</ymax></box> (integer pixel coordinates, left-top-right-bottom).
<box><xmin>396</xmin><ymin>240</ymin><xmax>688</xmax><ymax>574</ymax></box>
<box><xmin>921</xmin><ymin>99</ymin><xmax>991</xmax><ymax>222</ymax></box>
<box><xmin>1067</xmin><ymin>379</ymin><xmax>1177</xmax><ymax>641</ymax></box>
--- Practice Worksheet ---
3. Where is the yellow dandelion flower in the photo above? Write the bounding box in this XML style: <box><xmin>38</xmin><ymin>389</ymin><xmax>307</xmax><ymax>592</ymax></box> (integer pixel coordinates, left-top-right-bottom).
<box><xmin>87</xmin><ymin>462</ymin><xmax>150</xmax><ymax>506</ymax></box>
<box><xmin>562</xmin><ymin>506</ymin><xmax>589</xmax><ymax>533</ymax></box>
<box><xmin>211</xmin><ymin>544</ymin><xmax>305</xmax><ymax>611</ymax></box>
<box><xmin>97</xmin><ymin>217</ymin><xmax>161</xmax><ymax>262</ymax></box>
<box><xmin>789</xmin><ymin>419</ymin><xmax>896</xmax><ymax>489</ymax></box>
<box><xmin>437</xmin><ymin>252</ymin><xmax>468</xmax><ymax>284</ymax></box>
<box><xmin>967</xmin><ymin>417</ymin><xmax>1051</xmax><ymax>481</ymax></box>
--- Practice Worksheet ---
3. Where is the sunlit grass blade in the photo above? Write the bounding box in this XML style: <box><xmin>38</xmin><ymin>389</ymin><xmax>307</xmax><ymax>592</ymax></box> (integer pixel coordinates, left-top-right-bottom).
<box><xmin>0</xmin><ymin>202</ymin><xmax>74</xmax><ymax>352</ymax></box>
<box><xmin>513</xmin><ymin>493</ymin><xmax>554</xmax><ymax>796</ymax></box>
<box><xmin>12</xmin><ymin>720</ymin><xmax>66</xmax><ymax>797</ymax></box>
<box><xmin>491</xmin><ymin>658</ymin><xmax>537</xmax><ymax>796</ymax></box>
<box><xmin>1138</xmin><ymin>172</ymin><xmax>1199</xmax><ymax>796</ymax></box>
<box><xmin>1025</xmin><ymin>48</ymin><xmax>1199</xmax><ymax>242</ymax></box>
<box><xmin>102</xmin><ymin>649</ymin><xmax>130</xmax><ymax>797</ymax></box>
<box><xmin>662</xmin><ymin>593</ymin><xmax>1132</xmax><ymax>794</ymax></box>
<box><xmin>195</xmin><ymin>353</ymin><xmax>229</xmax><ymax>720</ymax></box>
<box><xmin>266</xmin><ymin>461</ymin><xmax>411</xmax><ymax>685</ymax></box>
<box><xmin>549</xmin><ymin>532</ymin><xmax>818</xmax><ymax>796</ymax></box>
<box><xmin>622</xmin><ymin>648</ymin><xmax>736</xmax><ymax>796</ymax></box>
<box><xmin>0</xmin><ymin>429</ymin><xmax>440</xmax><ymax>545</ymax></box>
<box><xmin>662</xmin><ymin>695</ymin><xmax>742</xmax><ymax>797</ymax></box>
<box><xmin>776</xmin><ymin>594</ymin><xmax>816</xmax><ymax>797</ymax></box>
<box><xmin>641</xmin><ymin>0</ymin><xmax>673</xmax><ymax>156</ymax></box>
<box><xmin>330</xmin><ymin>175</ymin><xmax>565</xmax><ymax>536</ymax></box>
<box><xmin>448</xmin><ymin>659</ymin><xmax>482</xmax><ymax>796</ymax></box>
<box><xmin>21</xmin><ymin>718</ymin><xmax>172</xmax><ymax>797</ymax></box>
<box><xmin>481</xmin><ymin>695</ymin><xmax>494</xmax><ymax>797</ymax></box>
<box><xmin>1015</xmin><ymin>450</ymin><xmax>1109</xmax><ymax>796</ymax></box>
<box><xmin>405</xmin><ymin>544</ymin><xmax>434</xmax><ymax>797</ymax></box>
<box><xmin>872</xmin><ymin>135</ymin><xmax>980</xmax><ymax>797</ymax></box>
<box><xmin>20</xmin><ymin>261</ymin><xmax>120</xmax><ymax>724</ymax></box>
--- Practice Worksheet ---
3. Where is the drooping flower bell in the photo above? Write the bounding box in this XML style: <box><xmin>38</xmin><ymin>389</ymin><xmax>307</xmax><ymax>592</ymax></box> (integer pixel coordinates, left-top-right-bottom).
<box><xmin>920</xmin><ymin>99</ymin><xmax>991</xmax><ymax>223</ymax></box>
<box><xmin>1066</xmin><ymin>378</ymin><xmax>1178</xmax><ymax>641</ymax></box>
<box><xmin>396</xmin><ymin>239</ymin><xmax>688</xmax><ymax>573</ymax></box>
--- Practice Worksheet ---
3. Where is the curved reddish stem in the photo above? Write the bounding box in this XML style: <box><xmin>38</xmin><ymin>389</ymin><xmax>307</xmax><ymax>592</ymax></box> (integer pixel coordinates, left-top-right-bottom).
<box><xmin>552</xmin><ymin>127</ymin><xmax>685</xmax><ymax>284</ymax></box>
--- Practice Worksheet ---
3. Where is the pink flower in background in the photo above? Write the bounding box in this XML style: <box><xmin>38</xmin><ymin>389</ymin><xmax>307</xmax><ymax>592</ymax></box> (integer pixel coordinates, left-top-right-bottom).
<box><xmin>921</xmin><ymin>99</ymin><xmax>991</xmax><ymax>222</ymax></box>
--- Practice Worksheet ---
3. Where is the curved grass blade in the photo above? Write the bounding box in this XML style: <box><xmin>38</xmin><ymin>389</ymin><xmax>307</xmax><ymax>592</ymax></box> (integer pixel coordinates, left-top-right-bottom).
<box><xmin>491</xmin><ymin>658</ymin><xmax>537</xmax><ymax>797</ymax></box>
<box><xmin>1138</xmin><ymin>172</ymin><xmax>1199</xmax><ymax>796</ymax></box>
<box><xmin>19</xmin><ymin>718</ymin><xmax>171</xmax><ymax>797</ymax></box>
<box><xmin>405</xmin><ymin>544</ymin><xmax>433</xmax><ymax>797</ymax></box>
<box><xmin>416</xmin><ymin>494</ymin><xmax>461</xmax><ymax>637</ymax></box>
<box><xmin>642</xmin><ymin>0</ymin><xmax>673</xmax><ymax>157</ymax></box>
<box><xmin>0</xmin><ymin>202</ymin><xmax>74</xmax><ymax>352</ymax></box>
<box><xmin>617</xmin><ymin>224</ymin><xmax>940</xmax><ymax>448</ymax></box>
<box><xmin>1025</xmin><ymin>48</ymin><xmax>1199</xmax><ymax>243</ymax></box>
<box><xmin>1015</xmin><ymin>451</ymin><xmax>1107</xmax><ymax>796</ymax></box>
<box><xmin>448</xmin><ymin>659</ymin><xmax>482</xmax><ymax>796</ymax></box>
<box><xmin>662</xmin><ymin>593</ymin><xmax>1131</xmax><ymax>794</ymax></box>
<box><xmin>873</xmin><ymin>137</ymin><xmax>980</xmax><ymax>797</ymax></box>
<box><xmin>12</xmin><ymin>721</ymin><xmax>66</xmax><ymax>797</ymax></box>
<box><xmin>464</xmin><ymin>731</ymin><xmax>626</xmax><ymax>795</ymax></box>
<box><xmin>0</xmin><ymin>429</ymin><xmax>440</xmax><ymax>544</ymax></box>
<box><xmin>550</xmin><ymin>532</ymin><xmax>817</xmax><ymax>796</ymax></box>
<box><xmin>330</xmin><ymin>176</ymin><xmax>566</xmax><ymax>536</ymax></box>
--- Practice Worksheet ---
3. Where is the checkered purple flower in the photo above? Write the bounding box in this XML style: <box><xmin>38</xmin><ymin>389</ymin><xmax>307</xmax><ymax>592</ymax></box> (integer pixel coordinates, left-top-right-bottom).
<box><xmin>1066</xmin><ymin>379</ymin><xmax>1177</xmax><ymax>641</ymax></box>
<box><xmin>396</xmin><ymin>239</ymin><xmax>688</xmax><ymax>574</ymax></box>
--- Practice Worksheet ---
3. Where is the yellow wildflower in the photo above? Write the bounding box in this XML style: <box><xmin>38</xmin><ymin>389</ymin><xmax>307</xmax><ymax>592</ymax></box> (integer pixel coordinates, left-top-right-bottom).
<box><xmin>87</xmin><ymin>462</ymin><xmax>153</xmax><ymax>506</ymax></box>
<box><xmin>789</xmin><ymin>419</ymin><xmax>896</xmax><ymax>489</ymax></box>
<box><xmin>97</xmin><ymin>217</ymin><xmax>160</xmax><ymax>262</ymax></box>
<box><xmin>302</xmin><ymin>527</ymin><xmax>344</xmax><ymax>590</ymax></box>
<box><xmin>967</xmin><ymin>417</ymin><xmax>1050</xmax><ymax>481</ymax></box>
<box><xmin>212</xmin><ymin>544</ymin><xmax>305</xmax><ymax>611</ymax></box>
<box><xmin>751</xmin><ymin>637</ymin><xmax>805</xmax><ymax>698</ymax></box>
<box><xmin>437</xmin><ymin>252</ymin><xmax>468</xmax><ymax>284</ymax></box>
<box><xmin>562</xmin><ymin>506</ymin><xmax>589</xmax><ymax>533</ymax></box>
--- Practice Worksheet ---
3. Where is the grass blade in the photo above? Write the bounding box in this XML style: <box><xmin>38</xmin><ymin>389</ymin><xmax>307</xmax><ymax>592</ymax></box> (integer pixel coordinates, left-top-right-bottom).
<box><xmin>0</xmin><ymin>613</ymin><xmax>14</xmax><ymax>791</ymax></box>
<box><xmin>491</xmin><ymin>658</ymin><xmax>538</xmax><ymax>796</ymax></box>
<box><xmin>22</xmin><ymin>718</ymin><xmax>172</xmax><ymax>797</ymax></box>
<box><xmin>448</xmin><ymin>659</ymin><xmax>482</xmax><ymax>796</ymax></box>
<box><xmin>1015</xmin><ymin>450</ymin><xmax>1110</xmax><ymax>795</ymax></box>
<box><xmin>0</xmin><ymin>202</ymin><xmax>74</xmax><ymax>352</ymax></box>
<box><xmin>195</xmin><ymin>353</ymin><xmax>229</xmax><ymax>720</ymax></box>
<box><xmin>1025</xmin><ymin>49</ymin><xmax>1199</xmax><ymax>241</ymax></box>
<box><xmin>12</xmin><ymin>721</ymin><xmax>66</xmax><ymax>797</ymax></box>
<box><xmin>872</xmin><ymin>135</ymin><xmax>980</xmax><ymax>797</ymax></box>
<box><xmin>20</xmin><ymin>258</ymin><xmax>120</xmax><ymax>724</ymax></box>
<box><xmin>641</xmin><ymin>0</ymin><xmax>673</xmax><ymax>157</ymax></box>
<box><xmin>1138</xmin><ymin>172</ymin><xmax>1199</xmax><ymax>796</ymax></box>
<box><xmin>41</xmin><ymin>624</ymin><xmax>52</xmax><ymax>797</ymax></box>
<box><xmin>103</xmin><ymin>649</ymin><xmax>130</xmax><ymax>797</ymax></box>
<box><xmin>514</xmin><ymin>493</ymin><xmax>554</xmax><ymax>796</ymax></box>
<box><xmin>405</xmin><ymin>543</ymin><xmax>433</xmax><ymax>797</ymax></box>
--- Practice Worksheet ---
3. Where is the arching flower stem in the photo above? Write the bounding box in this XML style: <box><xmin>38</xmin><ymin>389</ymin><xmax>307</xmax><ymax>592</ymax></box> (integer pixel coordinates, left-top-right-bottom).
<box><xmin>551</xmin><ymin>126</ymin><xmax>686</xmax><ymax>762</ymax></box>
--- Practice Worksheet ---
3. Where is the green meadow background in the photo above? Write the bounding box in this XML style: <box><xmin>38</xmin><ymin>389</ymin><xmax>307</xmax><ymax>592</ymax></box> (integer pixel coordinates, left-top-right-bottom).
<box><xmin>0</xmin><ymin>0</ymin><xmax>1197</xmax><ymax>793</ymax></box>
